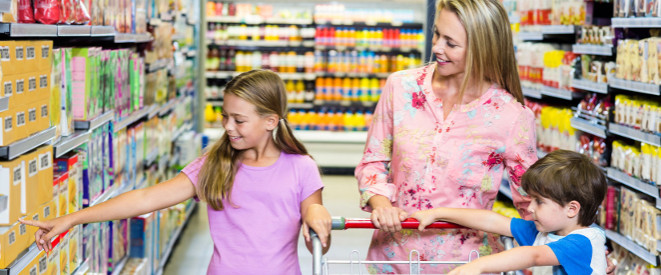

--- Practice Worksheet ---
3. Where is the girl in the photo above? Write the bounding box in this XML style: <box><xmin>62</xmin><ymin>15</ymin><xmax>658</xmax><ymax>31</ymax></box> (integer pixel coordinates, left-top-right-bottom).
<box><xmin>22</xmin><ymin>69</ymin><xmax>332</xmax><ymax>274</ymax></box>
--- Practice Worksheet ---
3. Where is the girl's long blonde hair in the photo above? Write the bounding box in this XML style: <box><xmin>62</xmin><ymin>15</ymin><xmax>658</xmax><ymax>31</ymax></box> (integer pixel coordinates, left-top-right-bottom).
<box><xmin>197</xmin><ymin>70</ymin><xmax>308</xmax><ymax>211</ymax></box>
<box><xmin>436</xmin><ymin>0</ymin><xmax>524</xmax><ymax>104</ymax></box>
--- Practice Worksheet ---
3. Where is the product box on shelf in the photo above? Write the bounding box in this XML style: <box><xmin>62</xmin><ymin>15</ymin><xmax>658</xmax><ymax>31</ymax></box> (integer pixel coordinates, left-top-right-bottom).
<box><xmin>24</xmin><ymin>198</ymin><xmax>57</xmax><ymax>246</ymax></box>
<box><xmin>108</xmin><ymin>219</ymin><xmax>128</xmax><ymax>274</ymax></box>
<box><xmin>0</xmin><ymin>105</ymin><xmax>17</xmax><ymax>146</ymax></box>
<box><xmin>72</xmin><ymin>47</ymin><xmax>102</xmax><ymax>121</ymax></box>
<box><xmin>22</xmin><ymin>151</ymin><xmax>40</xmax><ymax>215</ymax></box>
<box><xmin>13</xmin><ymin>42</ymin><xmax>25</xmax><ymax>75</ymax></box>
<box><xmin>38</xmin><ymin>40</ymin><xmax>52</xmax><ymax>72</ymax></box>
<box><xmin>0</xmin><ymin>221</ymin><xmax>27</xmax><ymax>268</ymax></box>
<box><xmin>16</xmin><ymin>250</ymin><xmax>44</xmax><ymax>275</ymax></box>
<box><xmin>102</xmin><ymin>123</ymin><xmax>113</xmax><ymax>191</ymax></box>
<box><xmin>55</xmin><ymin>153</ymin><xmax>81</xmax><ymax>214</ymax></box>
<box><xmin>0</xmin><ymin>156</ymin><xmax>24</xmax><ymax>225</ymax></box>
<box><xmin>69</xmin><ymin>224</ymin><xmax>82</xmax><ymax>271</ymax></box>
<box><xmin>56</xmin><ymin>172</ymin><xmax>70</xmax><ymax>217</ymax></box>
<box><xmin>83</xmin><ymin>223</ymin><xmax>99</xmax><ymax>273</ymax></box>
<box><xmin>0</xmin><ymin>40</ymin><xmax>14</xmax><ymax>72</ymax></box>
<box><xmin>13</xmin><ymin>104</ymin><xmax>27</xmax><ymax>143</ymax></box>
<box><xmin>46</xmin><ymin>240</ymin><xmax>59</xmax><ymax>275</ymax></box>
<box><xmin>97</xmin><ymin>221</ymin><xmax>109</xmax><ymax>274</ymax></box>
<box><xmin>14</xmin><ymin>74</ymin><xmax>25</xmax><ymax>109</ymax></box>
<box><xmin>129</xmin><ymin>212</ymin><xmax>155</xmax><ymax>275</ymax></box>
<box><xmin>59</xmin><ymin>48</ymin><xmax>74</xmax><ymax>137</ymax></box>
<box><xmin>37</xmin><ymin>145</ymin><xmax>53</xmax><ymax>203</ymax></box>
<box><xmin>38</xmin><ymin>70</ymin><xmax>50</xmax><ymax>101</ymax></box>
<box><xmin>24</xmin><ymin>42</ymin><xmax>37</xmax><ymax>76</ymax></box>
<box><xmin>60</xmin><ymin>232</ymin><xmax>70</xmax><ymax>275</ymax></box>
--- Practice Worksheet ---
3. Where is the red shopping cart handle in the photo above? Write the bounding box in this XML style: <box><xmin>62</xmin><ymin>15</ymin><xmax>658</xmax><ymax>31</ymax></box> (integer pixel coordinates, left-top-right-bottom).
<box><xmin>332</xmin><ymin>217</ymin><xmax>463</xmax><ymax>230</ymax></box>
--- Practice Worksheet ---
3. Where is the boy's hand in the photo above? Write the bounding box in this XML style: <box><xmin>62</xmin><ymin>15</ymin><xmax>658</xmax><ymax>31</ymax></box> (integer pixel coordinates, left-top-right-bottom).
<box><xmin>448</xmin><ymin>263</ymin><xmax>482</xmax><ymax>275</ymax></box>
<box><xmin>19</xmin><ymin>216</ymin><xmax>73</xmax><ymax>253</ymax></box>
<box><xmin>302</xmin><ymin>204</ymin><xmax>331</xmax><ymax>248</ymax></box>
<box><xmin>410</xmin><ymin>209</ymin><xmax>439</xmax><ymax>231</ymax></box>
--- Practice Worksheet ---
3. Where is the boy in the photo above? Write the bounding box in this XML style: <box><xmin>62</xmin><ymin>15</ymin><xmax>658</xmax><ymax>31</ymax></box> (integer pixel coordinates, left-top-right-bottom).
<box><xmin>412</xmin><ymin>150</ymin><xmax>607</xmax><ymax>274</ymax></box>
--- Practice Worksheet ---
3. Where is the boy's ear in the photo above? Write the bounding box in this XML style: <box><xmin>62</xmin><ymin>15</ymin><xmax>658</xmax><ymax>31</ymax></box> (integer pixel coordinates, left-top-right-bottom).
<box><xmin>265</xmin><ymin>114</ymin><xmax>279</xmax><ymax>131</ymax></box>
<box><xmin>566</xmin><ymin>200</ymin><xmax>581</xmax><ymax>218</ymax></box>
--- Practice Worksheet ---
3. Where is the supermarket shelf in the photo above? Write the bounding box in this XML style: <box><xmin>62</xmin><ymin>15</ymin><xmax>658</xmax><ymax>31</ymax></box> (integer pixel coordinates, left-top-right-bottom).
<box><xmin>221</xmin><ymin>39</ymin><xmax>313</xmax><ymax>48</ymax></box>
<box><xmin>154</xmin><ymin>202</ymin><xmax>197</xmax><ymax>275</ymax></box>
<box><xmin>289</xmin><ymin>103</ymin><xmax>314</xmax><ymax>109</ymax></box>
<box><xmin>294</xmin><ymin>130</ymin><xmax>367</xmax><ymax>144</ymax></box>
<box><xmin>147</xmin><ymin>58</ymin><xmax>171</xmax><ymax>72</ymax></box>
<box><xmin>54</xmin><ymin>131</ymin><xmax>91</xmax><ymax>158</ymax></box>
<box><xmin>171</xmin><ymin>123</ymin><xmax>192</xmax><ymax>142</ymax></box>
<box><xmin>111</xmin><ymin>256</ymin><xmax>128</xmax><ymax>275</ymax></box>
<box><xmin>318</xmin><ymin>72</ymin><xmax>391</xmax><ymax>78</ymax></box>
<box><xmin>57</xmin><ymin>25</ymin><xmax>91</xmax><ymax>36</ymax></box>
<box><xmin>114</xmin><ymin>33</ymin><xmax>153</xmax><ymax>43</ymax></box>
<box><xmin>518</xmin><ymin>31</ymin><xmax>543</xmax><ymax>41</ymax></box>
<box><xmin>606</xmin><ymin>167</ymin><xmax>660</xmax><ymax>200</ymax></box>
<box><xmin>205</xmin><ymin>71</ymin><xmax>317</xmax><ymax>80</ymax></box>
<box><xmin>315</xmin><ymin>20</ymin><xmax>423</xmax><ymax>28</ymax></box>
<box><xmin>0</xmin><ymin>96</ymin><xmax>7</xmax><ymax>112</ymax></box>
<box><xmin>315</xmin><ymin>44</ymin><xmax>421</xmax><ymax>53</ymax></box>
<box><xmin>571</xmin><ymin>44</ymin><xmax>613</xmax><ymax>56</ymax></box>
<box><xmin>114</xmin><ymin>106</ymin><xmax>153</xmax><ymax>133</ymax></box>
<box><xmin>605</xmin><ymin>230</ymin><xmax>659</xmax><ymax>266</ymax></box>
<box><xmin>569</xmin><ymin>117</ymin><xmax>607</xmax><ymax>138</ymax></box>
<box><xmin>158</xmin><ymin>97</ymin><xmax>182</xmax><ymax>117</ymax></box>
<box><xmin>570</xmin><ymin>78</ymin><xmax>608</xmax><ymax>94</ymax></box>
<box><xmin>207</xmin><ymin>16</ymin><xmax>313</xmax><ymax>25</ymax></box>
<box><xmin>540</xmin><ymin>86</ymin><xmax>581</xmax><ymax>100</ymax></box>
<box><xmin>89</xmin><ymin>184</ymin><xmax>118</xmax><ymax>207</ymax></box>
<box><xmin>608</xmin><ymin>77</ymin><xmax>661</xmax><ymax>96</ymax></box>
<box><xmin>91</xmin><ymin>25</ymin><xmax>116</xmax><ymax>36</ymax></box>
<box><xmin>0</xmin><ymin>243</ymin><xmax>39</xmax><ymax>275</ymax></box>
<box><xmin>72</xmin><ymin>259</ymin><xmax>89</xmax><ymax>275</ymax></box>
<box><xmin>612</xmin><ymin>17</ymin><xmax>661</xmax><ymax>28</ymax></box>
<box><xmin>522</xmin><ymin>87</ymin><xmax>542</xmax><ymax>99</ymax></box>
<box><xmin>0</xmin><ymin>127</ymin><xmax>55</xmax><ymax>160</ymax></box>
<box><xmin>540</xmin><ymin>25</ymin><xmax>576</xmax><ymax>34</ymax></box>
<box><xmin>0</xmin><ymin>23</ymin><xmax>57</xmax><ymax>37</ymax></box>
<box><xmin>205</xmin><ymin>71</ymin><xmax>234</xmax><ymax>79</ymax></box>
<box><xmin>609</xmin><ymin>123</ymin><xmax>661</xmax><ymax>147</ymax></box>
<box><xmin>74</xmin><ymin>111</ymin><xmax>114</xmax><ymax>131</ymax></box>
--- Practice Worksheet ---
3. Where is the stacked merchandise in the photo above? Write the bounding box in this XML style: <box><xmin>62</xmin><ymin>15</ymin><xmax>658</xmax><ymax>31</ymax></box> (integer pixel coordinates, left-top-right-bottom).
<box><xmin>203</xmin><ymin>1</ymin><xmax>423</xmax><ymax>132</ymax></box>
<box><xmin>511</xmin><ymin>0</ymin><xmax>661</xmax><ymax>271</ymax></box>
<box><xmin>0</xmin><ymin>1</ymin><xmax>202</xmax><ymax>275</ymax></box>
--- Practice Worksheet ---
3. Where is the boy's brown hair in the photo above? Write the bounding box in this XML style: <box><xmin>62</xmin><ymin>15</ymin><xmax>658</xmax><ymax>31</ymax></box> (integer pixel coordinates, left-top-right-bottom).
<box><xmin>521</xmin><ymin>150</ymin><xmax>607</xmax><ymax>226</ymax></box>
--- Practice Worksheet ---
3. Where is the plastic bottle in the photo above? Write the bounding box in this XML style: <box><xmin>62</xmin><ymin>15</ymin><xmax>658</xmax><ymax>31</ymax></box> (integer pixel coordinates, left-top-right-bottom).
<box><xmin>354</xmin><ymin>111</ymin><xmax>365</xmax><ymax>131</ymax></box>
<box><xmin>333</xmin><ymin>77</ymin><xmax>343</xmax><ymax>101</ymax></box>
<box><xmin>295</xmin><ymin>80</ymin><xmax>305</xmax><ymax>103</ymax></box>
<box><xmin>204</xmin><ymin>103</ymin><xmax>215</xmax><ymax>124</ymax></box>
<box><xmin>369</xmin><ymin>78</ymin><xmax>380</xmax><ymax>102</ymax></box>
<box><xmin>343</xmin><ymin>78</ymin><xmax>352</xmax><ymax>101</ymax></box>
<box><xmin>285</xmin><ymin>80</ymin><xmax>295</xmax><ymax>103</ymax></box>
<box><xmin>343</xmin><ymin>111</ymin><xmax>354</xmax><ymax>131</ymax></box>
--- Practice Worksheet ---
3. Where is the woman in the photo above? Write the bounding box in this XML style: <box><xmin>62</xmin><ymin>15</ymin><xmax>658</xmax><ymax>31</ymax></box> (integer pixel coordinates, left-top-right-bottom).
<box><xmin>355</xmin><ymin>0</ymin><xmax>535</xmax><ymax>273</ymax></box>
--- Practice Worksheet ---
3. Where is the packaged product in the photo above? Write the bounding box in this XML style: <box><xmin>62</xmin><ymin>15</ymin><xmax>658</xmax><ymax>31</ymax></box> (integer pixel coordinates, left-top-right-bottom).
<box><xmin>34</xmin><ymin>0</ymin><xmax>62</xmax><ymax>24</ymax></box>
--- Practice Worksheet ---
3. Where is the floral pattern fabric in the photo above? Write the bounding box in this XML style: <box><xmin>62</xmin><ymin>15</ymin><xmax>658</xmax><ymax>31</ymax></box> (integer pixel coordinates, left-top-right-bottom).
<box><xmin>355</xmin><ymin>64</ymin><xmax>537</xmax><ymax>274</ymax></box>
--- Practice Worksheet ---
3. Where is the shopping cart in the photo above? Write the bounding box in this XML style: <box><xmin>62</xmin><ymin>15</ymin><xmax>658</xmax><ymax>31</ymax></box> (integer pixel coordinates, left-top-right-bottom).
<box><xmin>311</xmin><ymin>217</ymin><xmax>516</xmax><ymax>275</ymax></box>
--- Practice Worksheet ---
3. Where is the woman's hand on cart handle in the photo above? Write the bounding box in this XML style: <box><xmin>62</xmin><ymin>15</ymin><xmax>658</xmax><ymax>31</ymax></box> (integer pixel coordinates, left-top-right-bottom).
<box><xmin>371</xmin><ymin>205</ymin><xmax>408</xmax><ymax>233</ymax></box>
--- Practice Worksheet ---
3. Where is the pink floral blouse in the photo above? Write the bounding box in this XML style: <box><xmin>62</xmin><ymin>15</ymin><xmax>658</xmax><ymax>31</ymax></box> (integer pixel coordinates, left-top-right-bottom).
<box><xmin>355</xmin><ymin>64</ymin><xmax>537</xmax><ymax>274</ymax></box>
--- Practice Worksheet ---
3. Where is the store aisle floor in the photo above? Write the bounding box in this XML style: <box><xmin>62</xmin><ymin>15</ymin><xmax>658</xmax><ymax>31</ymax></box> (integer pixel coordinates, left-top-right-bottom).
<box><xmin>163</xmin><ymin>174</ymin><xmax>373</xmax><ymax>275</ymax></box>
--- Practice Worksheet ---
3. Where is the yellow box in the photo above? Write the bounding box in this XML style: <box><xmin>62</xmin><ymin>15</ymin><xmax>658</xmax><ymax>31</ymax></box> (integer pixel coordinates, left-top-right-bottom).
<box><xmin>59</xmin><ymin>233</ymin><xmax>69</xmax><ymax>275</ymax></box>
<box><xmin>21</xmin><ymin>150</ymin><xmax>39</xmax><ymax>215</ymax></box>
<box><xmin>1</xmin><ymin>74</ymin><xmax>16</xmax><ymax>109</ymax></box>
<box><xmin>0</xmin><ymin>41</ymin><xmax>15</xmax><ymax>75</ymax></box>
<box><xmin>38</xmin><ymin>41</ymin><xmax>53</xmax><ymax>72</ymax></box>
<box><xmin>26</xmin><ymin>104</ymin><xmax>37</xmax><ymax>138</ymax></box>
<box><xmin>37</xmin><ymin>98</ymin><xmax>49</xmax><ymax>134</ymax></box>
<box><xmin>13</xmin><ymin>74</ymin><xmax>25</xmax><ymax>106</ymax></box>
<box><xmin>16</xmin><ymin>254</ymin><xmax>37</xmax><ymax>275</ymax></box>
<box><xmin>13</xmin><ymin>104</ymin><xmax>27</xmax><ymax>142</ymax></box>
<box><xmin>36</xmin><ymin>146</ymin><xmax>53</xmax><ymax>207</ymax></box>
<box><xmin>13</xmin><ymin>41</ymin><xmax>26</xmax><ymax>75</ymax></box>
<box><xmin>56</xmin><ymin>172</ymin><xmax>68</xmax><ymax>217</ymax></box>
<box><xmin>0</xmin><ymin>156</ymin><xmax>24</xmax><ymax>225</ymax></box>
<box><xmin>0</xmin><ymin>225</ymin><xmax>17</xmax><ymax>268</ymax></box>
<box><xmin>0</xmin><ymin>105</ymin><xmax>17</xmax><ymax>146</ymax></box>
<box><xmin>38</xmin><ymin>70</ymin><xmax>50</xmax><ymax>102</ymax></box>
<box><xmin>46</xmin><ymin>241</ymin><xmax>59</xmax><ymax>275</ymax></box>
<box><xmin>69</xmin><ymin>225</ymin><xmax>82</xmax><ymax>271</ymax></box>
<box><xmin>25</xmin><ymin>199</ymin><xmax>57</xmax><ymax>243</ymax></box>
<box><xmin>24</xmin><ymin>41</ymin><xmax>37</xmax><ymax>74</ymax></box>
<box><xmin>25</xmin><ymin>74</ymin><xmax>38</xmax><ymax>104</ymax></box>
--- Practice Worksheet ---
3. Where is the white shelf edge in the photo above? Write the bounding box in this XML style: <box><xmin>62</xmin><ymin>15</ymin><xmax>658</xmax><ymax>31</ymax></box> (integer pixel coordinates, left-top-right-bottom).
<box><xmin>89</xmin><ymin>184</ymin><xmax>119</xmax><ymax>207</ymax></box>
<box><xmin>72</xmin><ymin>259</ymin><xmax>90</xmax><ymax>275</ymax></box>
<box><xmin>114</xmin><ymin>107</ymin><xmax>152</xmax><ymax>133</ymax></box>
<box><xmin>570</xmin><ymin>78</ymin><xmax>608</xmax><ymax>94</ymax></box>
<box><xmin>540</xmin><ymin>86</ymin><xmax>576</xmax><ymax>100</ymax></box>
<box><xmin>114</xmin><ymin>33</ymin><xmax>153</xmax><ymax>43</ymax></box>
<box><xmin>57</xmin><ymin>25</ymin><xmax>91</xmax><ymax>36</ymax></box>
<box><xmin>518</xmin><ymin>31</ymin><xmax>543</xmax><ymax>41</ymax></box>
<box><xmin>110</xmin><ymin>255</ymin><xmax>128</xmax><ymax>275</ymax></box>
<box><xmin>0</xmin><ymin>243</ymin><xmax>39</xmax><ymax>275</ymax></box>
<box><xmin>540</xmin><ymin>25</ymin><xmax>575</xmax><ymax>34</ymax></box>
<box><xmin>91</xmin><ymin>26</ymin><xmax>115</xmax><ymax>36</ymax></box>
<box><xmin>608</xmin><ymin>77</ymin><xmax>661</xmax><ymax>96</ymax></box>
<box><xmin>522</xmin><ymin>87</ymin><xmax>542</xmax><ymax>99</ymax></box>
<box><xmin>571</xmin><ymin>44</ymin><xmax>613</xmax><ymax>56</ymax></box>
<box><xmin>0</xmin><ymin>96</ymin><xmax>8</xmax><ymax>112</ymax></box>
<box><xmin>612</xmin><ymin>17</ymin><xmax>661</xmax><ymax>28</ymax></box>
<box><xmin>569</xmin><ymin>117</ymin><xmax>607</xmax><ymax>138</ymax></box>
<box><xmin>609</xmin><ymin>123</ymin><xmax>661</xmax><ymax>147</ymax></box>
<box><xmin>74</xmin><ymin>111</ymin><xmax>114</xmax><ymax>131</ymax></box>
<box><xmin>0</xmin><ymin>127</ymin><xmax>56</xmax><ymax>160</ymax></box>
<box><xmin>54</xmin><ymin>131</ymin><xmax>91</xmax><ymax>158</ymax></box>
<box><xmin>605</xmin><ymin>230</ymin><xmax>659</xmax><ymax>266</ymax></box>
<box><xmin>2</xmin><ymin>23</ymin><xmax>57</xmax><ymax>37</ymax></box>
<box><xmin>606</xmin><ymin>167</ymin><xmax>659</xmax><ymax>199</ymax></box>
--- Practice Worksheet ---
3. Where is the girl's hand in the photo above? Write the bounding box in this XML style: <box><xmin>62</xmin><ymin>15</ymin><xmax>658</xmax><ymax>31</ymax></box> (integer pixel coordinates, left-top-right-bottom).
<box><xmin>19</xmin><ymin>216</ymin><xmax>74</xmax><ymax>253</ymax></box>
<box><xmin>371</xmin><ymin>206</ymin><xmax>408</xmax><ymax>233</ymax></box>
<box><xmin>448</xmin><ymin>263</ymin><xmax>482</xmax><ymax>275</ymax></box>
<box><xmin>302</xmin><ymin>204</ymin><xmax>332</xmax><ymax>248</ymax></box>
<box><xmin>410</xmin><ymin>209</ymin><xmax>439</xmax><ymax>231</ymax></box>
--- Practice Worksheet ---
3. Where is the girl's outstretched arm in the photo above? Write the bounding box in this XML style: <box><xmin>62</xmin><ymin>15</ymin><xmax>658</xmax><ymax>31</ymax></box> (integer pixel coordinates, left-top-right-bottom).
<box><xmin>301</xmin><ymin>189</ymin><xmax>332</xmax><ymax>254</ymax></box>
<box><xmin>21</xmin><ymin>173</ymin><xmax>197</xmax><ymax>252</ymax></box>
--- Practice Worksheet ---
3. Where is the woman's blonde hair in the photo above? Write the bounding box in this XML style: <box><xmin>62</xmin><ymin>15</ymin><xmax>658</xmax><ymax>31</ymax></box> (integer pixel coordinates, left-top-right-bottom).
<box><xmin>436</xmin><ymin>0</ymin><xmax>524</xmax><ymax>104</ymax></box>
<box><xmin>196</xmin><ymin>70</ymin><xmax>308</xmax><ymax>211</ymax></box>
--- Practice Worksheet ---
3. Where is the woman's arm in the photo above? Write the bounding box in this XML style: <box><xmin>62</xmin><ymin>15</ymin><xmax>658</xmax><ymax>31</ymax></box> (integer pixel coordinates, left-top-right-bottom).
<box><xmin>504</xmin><ymin>108</ymin><xmax>538</xmax><ymax>219</ymax></box>
<box><xmin>21</xmin><ymin>173</ymin><xmax>197</xmax><ymax>252</ymax></box>
<box><xmin>301</xmin><ymin>189</ymin><xmax>331</xmax><ymax>254</ymax></box>
<box><xmin>448</xmin><ymin>245</ymin><xmax>559</xmax><ymax>275</ymax></box>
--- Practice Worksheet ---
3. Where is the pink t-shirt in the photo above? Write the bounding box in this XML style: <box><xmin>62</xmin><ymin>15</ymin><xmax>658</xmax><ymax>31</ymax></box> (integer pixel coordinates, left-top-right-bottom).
<box><xmin>182</xmin><ymin>152</ymin><xmax>323</xmax><ymax>275</ymax></box>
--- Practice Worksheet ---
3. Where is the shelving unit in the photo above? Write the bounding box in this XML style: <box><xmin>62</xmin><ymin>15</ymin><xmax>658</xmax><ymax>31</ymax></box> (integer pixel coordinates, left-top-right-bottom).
<box><xmin>53</xmin><ymin>131</ymin><xmax>91</xmax><ymax>158</ymax></box>
<box><xmin>0</xmin><ymin>127</ymin><xmax>55</xmax><ymax>160</ymax></box>
<box><xmin>571</xmin><ymin>44</ymin><xmax>613</xmax><ymax>56</ymax></box>
<box><xmin>569</xmin><ymin>117</ymin><xmax>607</xmax><ymax>139</ymax></box>
<box><xmin>73</xmin><ymin>111</ymin><xmax>114</xmax><ymax>131</ymax></box>
<box><xmin>570</xmin><ymin>78</ymin><xmax>608</xmax><ymax>94</ymax></box>
<box><xmin>605</xmin><ymin>230</ymin><xmax>659</xmax><ymax>266</ymax></box>
<box><xmin>609</xmin><ymin>77</ymin><xmax>661</xmax><ymax>96</ymax></box>
<box><xmin>539</xmin><ymin>86</ymin><xmax>582</xmax><ymax>100</ymax></box>
<box><xmin>609</xmin><ymin>123</ymin><xmax>661</xmax><ymax>147</ymax></box>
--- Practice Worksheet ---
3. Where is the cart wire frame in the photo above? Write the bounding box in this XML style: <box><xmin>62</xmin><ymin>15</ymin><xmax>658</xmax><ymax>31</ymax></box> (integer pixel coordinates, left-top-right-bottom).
<box><xmin>311</xmin><ymin>217</ymin><xmax>517</xmax><ymax>275</ymax></box>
